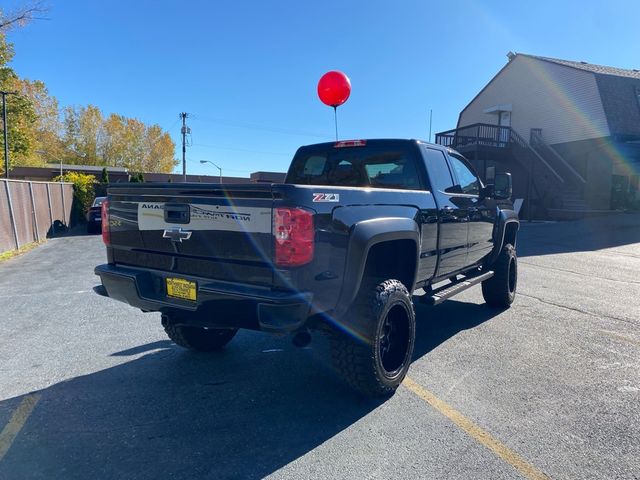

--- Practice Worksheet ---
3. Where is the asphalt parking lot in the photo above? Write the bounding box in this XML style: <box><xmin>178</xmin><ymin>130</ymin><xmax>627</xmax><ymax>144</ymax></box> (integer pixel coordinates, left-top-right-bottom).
<box><xmin>0</xmin><ymin>214</ymin><xmax>638</xmax><ymax>479</ymax></box>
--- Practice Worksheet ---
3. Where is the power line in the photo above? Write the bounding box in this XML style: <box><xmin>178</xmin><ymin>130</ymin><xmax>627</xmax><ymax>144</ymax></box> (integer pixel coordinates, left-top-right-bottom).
<box><xmin>192</xmin><ymin>143</ymin><xmax>290</xmax><ymax>157</ymax></box>
<box><xmin>190</xmin><ymin>113</ymin><xmax>328</xmax><ymax>139</ymax></box>
<box><xmin>189</xmin><ymin>161</ymin><xmax>254</xmax><ymax>175</ymax></box>
<box><xmin>167</xmin><ymin>116</ymin><xmax>181</xmax><ymax>132</ymax></box>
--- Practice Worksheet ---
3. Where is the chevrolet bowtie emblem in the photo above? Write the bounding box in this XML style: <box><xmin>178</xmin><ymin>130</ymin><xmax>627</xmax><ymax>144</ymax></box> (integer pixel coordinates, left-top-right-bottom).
<box><xmin>162</xmin><ymin>227</ymin><xmax>192</xmax><ymax>243</ymax></box>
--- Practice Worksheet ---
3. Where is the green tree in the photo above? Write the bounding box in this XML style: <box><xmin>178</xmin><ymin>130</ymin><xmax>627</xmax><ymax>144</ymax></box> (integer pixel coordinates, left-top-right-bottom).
<box><xmin>0</xmin><ymin>32</ymin><xmax>38</xmax><ymax>173</ymax></box>
<box><xmin>129</xmin><ymin>172</ymin><xmax>144</xmax><ymax>183</ymax></box>
<box><xmin>17</xmin><ymin>78</ymin><xmax>64</xmax><ymax>166</ymax></box>
<box><xmin>100</xmin><ymin>167</ymin><xmax>109</xmax><ymax>184</ymax></box>
<box><xmin>53</xmin><ymin>171</ymin><xmax>97</xmax><ymax>224</ymax></box>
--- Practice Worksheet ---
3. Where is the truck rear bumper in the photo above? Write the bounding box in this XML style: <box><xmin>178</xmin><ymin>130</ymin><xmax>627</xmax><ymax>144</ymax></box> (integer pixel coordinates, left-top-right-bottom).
<box><xmin>94</xmin><ymin>264</ymin><xmax>312</xmax><ymax>333</ymax></box>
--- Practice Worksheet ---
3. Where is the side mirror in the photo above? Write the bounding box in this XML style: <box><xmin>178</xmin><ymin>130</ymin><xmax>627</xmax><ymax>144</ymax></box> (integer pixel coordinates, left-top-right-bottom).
<box><xmin>494</xmin><ymin>172</ymin><xmax>512</xmax><ymax>200</ymax></box>
<box><xmin>480</xmin><ymin>184</ymin><xmax>494</xmax><ymax>199</ymax></box>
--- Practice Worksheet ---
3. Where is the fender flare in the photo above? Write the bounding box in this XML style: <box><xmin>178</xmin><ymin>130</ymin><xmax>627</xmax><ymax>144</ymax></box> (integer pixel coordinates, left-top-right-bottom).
<box><xmin>334</xmin><ymin>217</ymin><xmax>420</xmax><ymax>318</ymax></box>
<box><xmin>485</xmin><ymin>209</ymin><xmax>519</xmax><ymax>267</ymax></box>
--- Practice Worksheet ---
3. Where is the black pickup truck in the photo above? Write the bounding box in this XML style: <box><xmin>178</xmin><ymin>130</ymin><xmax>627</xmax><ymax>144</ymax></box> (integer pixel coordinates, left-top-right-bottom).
<box><xmin>95</xmin><ymin>139</ymin><xmax>519</xmax><ymax>396</ymax></box>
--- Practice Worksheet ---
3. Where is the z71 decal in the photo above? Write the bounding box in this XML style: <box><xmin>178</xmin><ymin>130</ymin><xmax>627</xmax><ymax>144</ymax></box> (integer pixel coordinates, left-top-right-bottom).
<box><xmin>313</xmin><ymin>193</ymin><xmax>340</xmax><ymax>202</ymax></box>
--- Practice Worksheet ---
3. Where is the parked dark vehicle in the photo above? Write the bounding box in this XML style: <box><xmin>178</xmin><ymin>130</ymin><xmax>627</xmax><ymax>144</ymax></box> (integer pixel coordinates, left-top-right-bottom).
<box><xmin>94</xmin><ymin>139</ymin><xmax>519</xmax><ymax>396</ymax></box>
<box><xmin>86</xmin><ymin>196</ymin><xmax>107</xmax><ymax>234</ymax></box>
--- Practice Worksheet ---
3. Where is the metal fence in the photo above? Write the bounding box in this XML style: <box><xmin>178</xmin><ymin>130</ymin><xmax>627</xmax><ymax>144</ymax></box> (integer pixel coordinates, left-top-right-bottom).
<box><xmin>0</xmin><ymin>179</ymin><xmax>74</xmax><ymax>254</ymax></box>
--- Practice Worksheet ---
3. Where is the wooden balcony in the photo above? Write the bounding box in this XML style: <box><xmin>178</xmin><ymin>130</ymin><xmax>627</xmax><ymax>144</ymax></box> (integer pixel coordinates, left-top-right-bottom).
<box><xmin>435</xmin><ymin>123</ymin><xmax>528</xmax><ymax>151</ymax></box>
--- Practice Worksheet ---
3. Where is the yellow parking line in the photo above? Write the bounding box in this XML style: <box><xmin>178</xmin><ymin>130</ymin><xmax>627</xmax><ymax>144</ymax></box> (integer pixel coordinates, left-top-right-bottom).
<box><xmin>599</xmin><ymin>330</ymin><xmax>640</xmax><ymax>347</ymax></box>
<box><xmin>0</xmin><ymin>393</ymin><xmax>41</xmax><ymax>461</ymax></box>
<box><xmin>403</xmin><ymin>377</ymin><xmax>549</xmax><ymax>480</ymax></box>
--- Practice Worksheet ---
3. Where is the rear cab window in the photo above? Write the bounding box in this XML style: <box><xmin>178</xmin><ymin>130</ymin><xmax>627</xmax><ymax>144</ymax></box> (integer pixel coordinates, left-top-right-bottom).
<box><xmin>286</xmin><ymin>142</ymin><xmax>424</xmax><ymax>190</ymax></box>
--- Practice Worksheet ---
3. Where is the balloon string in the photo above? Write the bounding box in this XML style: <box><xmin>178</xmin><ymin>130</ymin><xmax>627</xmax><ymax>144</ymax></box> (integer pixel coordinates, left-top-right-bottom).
<box><xmin>333</xmin><ymin>106</ymin><xmax>338</xmax><ymax>141</ymax></box>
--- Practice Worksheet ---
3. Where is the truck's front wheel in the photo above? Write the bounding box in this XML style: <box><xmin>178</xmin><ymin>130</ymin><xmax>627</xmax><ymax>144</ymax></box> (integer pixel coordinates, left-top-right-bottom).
<box><xmin>482</xmin><ymin>243</ymin><xmax>517</xmax><ymax>308</ymax></box>
<box><xmin>330</xmin><ymin>279</ymin><xmax>415</xmax><ymax>397</ymax></box>
<box><xmin>162</xmin><ymin>315</ymin><xmax>238</xmax><ymax>352</ymax></box>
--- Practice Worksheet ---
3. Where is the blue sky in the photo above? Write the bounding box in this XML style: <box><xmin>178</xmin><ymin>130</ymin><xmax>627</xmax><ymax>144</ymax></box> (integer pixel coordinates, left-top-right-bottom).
<box><xmin>5</xmin><ymin>0</ymin><xmax>640</xmax><ymax>176</ymax></box>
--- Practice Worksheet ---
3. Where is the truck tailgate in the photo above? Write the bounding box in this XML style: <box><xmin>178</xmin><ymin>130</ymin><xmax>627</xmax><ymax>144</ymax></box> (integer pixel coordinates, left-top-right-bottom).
<box><xmin>106</xmin><ymin>183</ymin><xmax>275</xmax><ymax>286</ymax></box>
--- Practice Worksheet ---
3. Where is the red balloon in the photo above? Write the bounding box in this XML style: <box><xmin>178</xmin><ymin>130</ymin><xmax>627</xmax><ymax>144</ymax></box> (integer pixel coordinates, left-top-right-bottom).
<box><xmin>317</xmin><ymin>71</ymin><xmax>351</xmax><ymax>107</ymax></box>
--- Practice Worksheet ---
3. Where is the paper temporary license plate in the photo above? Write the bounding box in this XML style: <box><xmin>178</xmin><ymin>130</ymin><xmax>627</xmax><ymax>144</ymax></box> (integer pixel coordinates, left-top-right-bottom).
<box><xmin>166</xmin><ymin>277</ymin><xmax>197</xmax><ymax>301</ymax></box>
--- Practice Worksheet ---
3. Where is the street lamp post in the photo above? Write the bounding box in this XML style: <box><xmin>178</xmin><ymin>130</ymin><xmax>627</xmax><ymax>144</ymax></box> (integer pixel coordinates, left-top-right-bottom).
<box><xmin>1</xmin><ymin>90</ymin><xmax>17</xmax><ymax>178</ymax></box>
<box><xmin>199</xmin><ymin>160</ymin><xmax>222</xmax><ymax>184</ymax></box>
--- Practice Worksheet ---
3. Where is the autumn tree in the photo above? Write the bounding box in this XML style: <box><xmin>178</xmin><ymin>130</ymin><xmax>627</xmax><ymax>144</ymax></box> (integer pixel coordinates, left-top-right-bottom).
<box><xmin>144</xmin><ymin>124</ymin><xmax>176</xmax><ymax>172</ymax></box>
<box><xmin>88</xmin><ymin>111</ymin><xmax>176</xmax><ymax>172</ymax></box>
<box><xmin>17</xmin><ymin>78</ymin><xmax>65</xmax><ymax>164</ymax></box>
<box><xmin>62</xmin><ymin>105</ymin><xmax>106</xmax><ymax>164</ymax></box>
<box><xmin>0</xmin><ymin>32</ymin><xmax>39</xmax><ymax>172</ymax></box>
<box><xmin>1</xmin><ymin>21</ymin><xmax>177</xmax><ymax>175</ymax></box>
<box><xmin>0</xmin><ymin>2</ymin><xmax>47</xmax><ymax>32</ymax></box>
<box><xmin>0</xmin><ymin>4</ymin><xmax>57</xmax><ymax>173</ymax></box>
<box><xmin>101</xmin><ymin>113</ymin><xmax>127</xmax><ymax>167</ymax></box>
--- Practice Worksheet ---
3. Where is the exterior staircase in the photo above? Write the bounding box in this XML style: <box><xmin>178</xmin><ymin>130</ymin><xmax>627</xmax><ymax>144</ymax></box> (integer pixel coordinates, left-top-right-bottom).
<box><xmin>435</xmin><ymin>123</ymin><xmax>618</xmax><ymax>220</ymax></box>
<box><xmin>560</xmin><ymin>187</ymin><xmax>587</xmax><ymax>210</ymax></box>
<box><xmin>529</xmin><ymin>131</ymin><xmax>615</xmax><ymax>219</ymax></box>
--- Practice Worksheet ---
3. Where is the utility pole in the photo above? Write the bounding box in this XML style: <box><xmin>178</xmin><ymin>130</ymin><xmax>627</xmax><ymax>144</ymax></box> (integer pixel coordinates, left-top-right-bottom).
<box><xmin>180</xmin><ymin>112</ymin><xmax>189</xmax><ymax>182</ymax></box>
<box><xmin>1</xmin><ymin>91</ymin><xmax>16</xmax><ymax>179</ymax></box>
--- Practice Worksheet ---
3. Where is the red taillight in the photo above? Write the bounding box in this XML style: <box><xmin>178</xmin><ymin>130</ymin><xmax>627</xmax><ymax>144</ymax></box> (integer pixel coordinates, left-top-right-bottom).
<box><xmin>274</xmin><ymin>207</ymin><xmax>314</xmax><ymax>267</ymax></box>
<box><xmin>101</xmin><ymin>199</ymin><xmax>110</xmax><ymax>245</ymax></box>
<box><xmin>334</xmin><ymin>139</ymin><xmax>366</xmax><ymax>148</ymax></box>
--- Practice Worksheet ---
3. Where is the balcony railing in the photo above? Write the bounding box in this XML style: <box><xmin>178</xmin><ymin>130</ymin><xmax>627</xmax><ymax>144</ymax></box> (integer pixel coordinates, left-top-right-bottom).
<box><xmin>435</xmin><ymin>123</ymin><xmax>528</xmax><ymax>150</ymax></box>
<box><xmin>435</xmin><ymin>123</ymin><xmax>566</xmax><ymax>185</ymax></box>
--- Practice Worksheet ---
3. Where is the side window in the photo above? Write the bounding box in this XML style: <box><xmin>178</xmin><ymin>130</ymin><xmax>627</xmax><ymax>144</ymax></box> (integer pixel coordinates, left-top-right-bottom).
<box><xmin>422</xmin><ymin>146</ymin><xmax>454</xmax><ymax>192</ymax></box>
<box><xmin>448</xmin><ymin>154</ymin><xmax>479</xmax><ymax>195</ymax></box>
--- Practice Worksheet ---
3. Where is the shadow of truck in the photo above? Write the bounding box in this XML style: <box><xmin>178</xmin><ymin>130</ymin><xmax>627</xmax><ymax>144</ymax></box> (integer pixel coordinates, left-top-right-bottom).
<box><xmin>0</xmin><ymin>299</ymin><xmax>499</xmax><ymax>479</ymax></box>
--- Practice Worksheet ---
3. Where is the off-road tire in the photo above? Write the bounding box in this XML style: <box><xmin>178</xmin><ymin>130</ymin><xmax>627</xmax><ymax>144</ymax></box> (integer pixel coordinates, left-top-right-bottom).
<box><xmin>330</xmin><ymin>278</ymin><xmax>416</xmax><ymax>397</ymax></box>
<box><xmin>163</xmin><ymin>317</ymin><xmax>237</xmax><ymax>352</ymax></box>
<box><xmin>482</xmin><ymin>243</ymin><xmax>517</xmax><ymax>308</ymax></box>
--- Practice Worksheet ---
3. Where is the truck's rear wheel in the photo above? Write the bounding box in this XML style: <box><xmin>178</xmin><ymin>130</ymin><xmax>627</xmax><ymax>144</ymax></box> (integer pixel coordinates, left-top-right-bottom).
<box><xmin>330</xmin><ymin>278</ymin><xmax>415</xmax><ymax>397</ymax></box>
<box><xmin>482</xmin><ymin>243</ymin><xmax>517</xmax><ymax>308</ymax></box>
<box><xmin>162</xmin><ymin>315</ymin><xmax>238</xmax><ymax>352</ymax></box>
